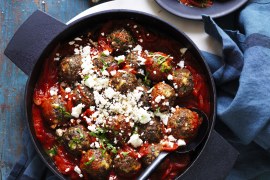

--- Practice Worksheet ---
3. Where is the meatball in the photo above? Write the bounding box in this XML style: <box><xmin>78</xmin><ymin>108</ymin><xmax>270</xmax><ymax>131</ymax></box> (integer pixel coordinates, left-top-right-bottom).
<box><xmin>108</xmin><ymin>28</ymin><xmax>134</xmax><ymax>52</ymax></box>
<box><xmin>62</xmin><ymin>125</ymin><xmax>91</xmax><ymax>154</ymax></box>
<box><xmin>141</xmin><ymin>144</ymin><xmax>161</xmax><ymax>166</ymax></box>
<box><xmin>73</xmin><ymin>85</ymin><xmax>95</xmax><ymax>107</ymax></box>
<box><xmin>145</xmin><ymin>52</ymin><xmax>173</xmax><ymax>82</ymax></box>
<box><xmin>113</xmin><ymin>154</ymin><xmax>141</xmax><ymax>177</ymax></box>
<box><xmin>80</xmin><ymin>149</ymin><xmax>112</xmax><ymax>179</ymax></box>
<box><xmin>167</xmin><ymin>107</ymin><xmax>202</xmax><ymax>140</ymax></box>
<box><xmin>92</xmin><ymin>53</ymin><xmax>115</xmax><ymax>70</ymax></box>
<box><xmin>59</xmin><ymin>55</ymin><xmax>82</xmax><ymax>83</ymax></box>
<box><xmin>150</xmin><ymin>82</ymin><xmax>176</xmax><ymax>112</ymax></box>
<box><xmin>139</xmin><ymin>118</ymin><xmax>163</xmax><ymax>143</ymax></box>
<box><xmin>40</xmin><ymin>96</ymin><xmax>70</xmax><ymax>127</ymax></box>
<box><xmin>105</xmin><ymin>115</ymin><xmax>133</xmax><ymax>145</ymax></box>
<box><xmin>110</xmin><ymin>71</ymin><xmax>137</xmax><ymax>93</ymax></box>
<box><xmin>172</xmin><ymin>68</ymin><xmax>194</xmax><ymax>97</ymax></box>
<box><xmin>125</xmin><ymin>51</ymin><xmax>142</xmax><ymax>70</ymax></box>
<box><xmin>137</xmin><ymin>85</ymin><xmax>151</xmax><ymax>108</ymax></box>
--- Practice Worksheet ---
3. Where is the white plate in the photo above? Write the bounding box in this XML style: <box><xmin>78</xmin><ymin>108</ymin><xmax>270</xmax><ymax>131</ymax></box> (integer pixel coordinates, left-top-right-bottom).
<box><xmin>67</xmin><ymin>0</ymin><xmax>222</xmax><ymax>56</ymax></box>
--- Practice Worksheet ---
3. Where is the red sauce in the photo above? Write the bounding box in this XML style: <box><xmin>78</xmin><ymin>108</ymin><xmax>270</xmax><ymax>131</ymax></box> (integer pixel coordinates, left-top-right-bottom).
<box><xmin>32</xmin><ymin>19</ymin><xmax>211</xmax><ymax>179</ymax></box>
<box><xmin>179</xmin><ymin>0</ymin><xmax>213</xmax><ymax>8</ymax></box>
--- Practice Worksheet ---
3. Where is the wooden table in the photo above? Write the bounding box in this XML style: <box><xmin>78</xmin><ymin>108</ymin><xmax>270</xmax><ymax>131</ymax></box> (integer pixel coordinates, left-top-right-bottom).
<box><xmin>0</xmin><ymin>1</ymin><xmax>103</xmax><ymax>178</ymax></box>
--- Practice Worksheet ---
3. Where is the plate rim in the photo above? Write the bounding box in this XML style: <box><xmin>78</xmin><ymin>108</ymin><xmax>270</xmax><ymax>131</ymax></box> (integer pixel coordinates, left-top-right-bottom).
<box><xmin>155</xmin><ymin>0</ymin><xmax>249</xmax><ymax>20</ymax></box>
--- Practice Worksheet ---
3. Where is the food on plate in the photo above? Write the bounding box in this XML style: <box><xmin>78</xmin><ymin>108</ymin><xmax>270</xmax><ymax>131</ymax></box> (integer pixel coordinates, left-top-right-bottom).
<box><xmin>32</xmin><ymin>19</ymin><xmax>210</xmax><ymax>179</ymax></box>
<box><xmin>179</xmin><ymin>0</ymin><xmax>213</xmax><ymax>8</ymax></box>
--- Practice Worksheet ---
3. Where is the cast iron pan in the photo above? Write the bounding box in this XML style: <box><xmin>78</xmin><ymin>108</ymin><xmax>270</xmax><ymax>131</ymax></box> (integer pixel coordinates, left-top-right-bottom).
<box><xmin>5</xmin><ymin>10</ymin><xmax>238</xmax><ymax>180</ymax></box>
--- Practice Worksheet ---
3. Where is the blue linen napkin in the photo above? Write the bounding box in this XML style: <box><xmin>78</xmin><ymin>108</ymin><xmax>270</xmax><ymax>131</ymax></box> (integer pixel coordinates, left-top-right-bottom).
<box><xmin>201</xmin><ymin>0</ymin><xmax>270</xmax><ymax>179</ymax></box>
<box><xmin>7</xmin><ymin>0</ymin><xmax>270</xmax><ymax>179</ymax></box>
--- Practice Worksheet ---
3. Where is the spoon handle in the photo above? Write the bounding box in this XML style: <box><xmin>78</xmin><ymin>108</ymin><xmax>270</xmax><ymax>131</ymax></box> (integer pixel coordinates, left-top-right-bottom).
<box><xmin>137</xmin><ymin>151</ymin><xmax>169</xmax><ymax>180</ymax></box>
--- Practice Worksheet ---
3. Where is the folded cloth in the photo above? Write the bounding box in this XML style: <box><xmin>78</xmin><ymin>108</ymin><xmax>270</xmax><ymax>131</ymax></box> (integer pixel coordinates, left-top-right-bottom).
<box><xmin>202</xmin><ymin>0</ymin><xmax>270</xmax><ymax>179</ymax></box>
<box><xmin>7</xmin><ymin>0</ymin><xmax>270</xmax><ymax>180</ymax></box>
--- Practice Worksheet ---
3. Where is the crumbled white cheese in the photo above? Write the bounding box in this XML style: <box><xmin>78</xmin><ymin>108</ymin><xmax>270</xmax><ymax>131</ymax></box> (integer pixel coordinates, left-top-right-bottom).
<box><xmin>69</xmin><ymin>41</ymin><xmax>75</xmax><ymax>45</ymax></box>
<box><xmin>180</xmin><ymin>48</ymin><xmax>188</xmax><ymax>55</ymax></box>
<box><xmin>132</xmin><ymin>45</ymin><xmax>142</xmax><ymax>52</ymax></box>
<box><xmin>88</xmin><ymin>124</ymin><xmax>97</xmax><ymax>132</ymax></box>
<box><xmin>177</xmin><ymin>139</ymin><xmax>186</xmax><ymax>146</ymax></box>
<box><xmin>56</xmin><ymin>129</ymin><xmax>64</xmax><ymax>137</ymax></box>
<box><xmin>154</xmin><ymin>111</ymin><xmax>170</xmax><ymax>125</ymax></box>
<box><xmin>102</xmin><ymin>50</ymin><xmax>110</xmax><ymax>56</ymax></box>
<box><xmin>177</xmin><ymin>60</ymin><xmax>185</xmax><ymax>68</ymax></box>
<box><xmin>168</xmin><ymin>135</ymin><xmax>177</xmax><ymax>142</ymax></box>
<box><xmin>110</xmin><ymin>70</ymin><xmax>117</xmax><ymax>76</ymax></box>
<box><xmin>133</xmin><ymin>25</ymin><xmax>137</xmax><ymax>28</ymax></box>
<box><xmin>49</xmin><ymin>87</ymin><xmax>58</xmax><ymax>96</ymax></box>
<box><xmin>74</xmin><ymin>37</ymin><xmax>82</xmax><ymax>41</ymax></box>
<box><xmin>74</xmin><ymin>166</ymin><xmax>82</xmax><ymax>177</ymax></box>
<box><xmin>167</xmin><ymin>74</ymin><xmax>173</xmax><ymax>80</ymax></box>
<box><xmin>114</xmin><ymin>55</ymin><xmax>125</xmax><ymax>62</ymax></box>
<box><xmin>101</xmin><ymin>32</ymin><xmax>105</xmax><ymax>36</ymax></box>
<box><xmin>155</xmin><ymin>95</ymin><xmax>163</xmax><ymax>103</ymax></box>
<box><xmin>65</xmin><ymin>87</ymin><xmax>71</xmax><ymax>93</ymax></box>
<box><xmin>65</xmin><ymin>168</ymin><xmax>70</xmax><ymax>172</ymax></box>
<box><xmin>54</xmin><ymin>57</ymin><xmax>60</xmax><ymax>61</ymax></box>
<box><xmin>71</xmin><ymin>103</ymin><xmax>85</xmax><ymax>118</ymax></box>
<box><xmin>128</xmin><ymin>134</ymin><xmax>143</xmax><ymax>148</ymax></box>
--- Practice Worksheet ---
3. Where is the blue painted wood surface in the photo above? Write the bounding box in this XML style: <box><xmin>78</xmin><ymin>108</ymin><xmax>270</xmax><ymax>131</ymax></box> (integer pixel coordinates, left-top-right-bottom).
<box><xmin>0</xmin><ymin>0</ymin><xmax>105</xmax><ymax>179</ymax></box>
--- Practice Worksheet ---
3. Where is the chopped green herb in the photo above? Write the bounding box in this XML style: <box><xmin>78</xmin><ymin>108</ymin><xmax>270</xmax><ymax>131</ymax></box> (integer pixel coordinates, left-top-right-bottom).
<box><xmin>53</xmin><ymin>105</ymin><xmax>72</xmax><ymax>119</ymax></box>
<box><xmin>154</xmin><ymin>107</ymin><xmax>161</xmax><ymax>114</ymax></box>
<box><xmin>143</xmin><ymin>72</ymin><xmax>151</xmax><ymax>86</ymax></box>
<box><xmin>100</xmin><ymin>58</ymin><xmax>109</xmax><ymax>72</ymax></box>
<box><xmin>121</xmin><ymin>152</ymin><xmax>129</xmax><ymax>156</ymax></box>
<box><xmin>117</xmin><ymin>59</ymin><xmax>124</xmax><ymax>64</ymax></box>
<box><xmin>47</xmin><ymin>146</ymin><xmax>57</xmax><ymax>157</ymax></box>
<box><xmin>160</xmin><ymin>62</ymin><xmax>172</xmax><ymax>73</ymax></box>
<box><xmin>83</xmin><ymin>75</ymin><xmax>90</xmax><ymax>81</ymax></box>
<box><xmin>84</xmin><ymin>156</ymin><xmax>95</xmax><ymax>166</ymax></box>
<box><xmin>156</xmin><ymin>55</ymin><xmax>169</xmax><ymax>65</ymax></box>
<box><xmin>107</xmin><ymin>143</ymin><xmax>117</xmax><ymax>154</ymax></box>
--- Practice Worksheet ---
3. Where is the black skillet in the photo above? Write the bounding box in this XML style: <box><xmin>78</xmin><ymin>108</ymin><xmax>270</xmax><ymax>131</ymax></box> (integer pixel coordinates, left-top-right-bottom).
<box><xmin>5</xmin><ymin>10</ymin><xmax>238</xmax><ymax>180</ymax></box>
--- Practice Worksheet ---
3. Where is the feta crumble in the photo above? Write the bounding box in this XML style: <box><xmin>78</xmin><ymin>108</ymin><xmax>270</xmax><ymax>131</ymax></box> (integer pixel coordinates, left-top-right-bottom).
<box><xmin>71</xmin><ymin>103</ymin><xmax>85</xmax><ymax>118</ymax></box>
<box><xmin>128</xmin><ymin>134</ymin><xmax>143</xmax><ymax>148</ymax></box>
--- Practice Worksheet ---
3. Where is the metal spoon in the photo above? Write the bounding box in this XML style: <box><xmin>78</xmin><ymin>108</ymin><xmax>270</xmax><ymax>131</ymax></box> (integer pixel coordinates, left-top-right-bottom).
<box><xmin>137</xmin><ymin>108</ymin><xmax>209</xmax><ymax>180</ymax></box>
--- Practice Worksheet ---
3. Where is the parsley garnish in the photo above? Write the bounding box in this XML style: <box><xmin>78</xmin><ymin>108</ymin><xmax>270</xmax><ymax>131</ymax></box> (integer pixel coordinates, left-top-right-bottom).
<box><xmin>156</xmin><ymin>55</ymin><xmax>170</xmax><ymax>65</ymax></box>
<box><xmin>47</xmin><ymin>146</ymin><xmax>57</xmax><ymax>157</ymax></box>
<box><xmin>143</xmin><ymin>72</ymin><xmax>151</xmax><ymax>86</ymax></box>
<box><xmin>84</xmin><ymin>156</ymin><xmax>95</xmax><ymax>166</ymax></box>
<box><xmin>121</xmin><ymin>152</ymin><xmax>129</xmax><ymax>156</ymax></box>
<box><xmin>53</xmin><ymin>104</ymin><xmax>72</xmax><ymax>119</ymax></box>
<box><xmin>100</xmin><ymin>58</ymin><xmax>109</xmax><ymax>72</ymax></box>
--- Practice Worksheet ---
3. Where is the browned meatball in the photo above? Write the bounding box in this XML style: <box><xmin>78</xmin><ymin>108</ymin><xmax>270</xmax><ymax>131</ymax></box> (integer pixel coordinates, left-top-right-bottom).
<box><xmin>150</xmin><ymin>82</ymin><xmax>176</xmax><ymax>112</ymax></box>
<box><xmin>125</xmin><ymin>51</ymin><xmax>141</xmax><ymax>70</ymax></box>
<box><xmin>113</xmin><ymin>154</ymin><xmax>141</xmax><ymax>177</ymax></box>
<box><xmin>141</xmin><ymin>144</ymin><xmax>161</xmax><ymax>166</ymax></box>
<box><xmin>59</xmin><ymin>55</ymin><xmax>82</xmax><ymax>83</ymax></box>
<box><xmin>145</xmin><ymin>52</ymin><xmax>173</xmax><ymax>82</ymax></box>
<box><xmin>73</xmin><ymin>85</ymin><xmax>95</xmax><ymax>107</ymax></box>
<box><xmin>105</xmin><ymin>115</ymin><xmax>133</xmax><ymax>145</ymax></box>
<box><xmin>62</xmin><ymin>125</ymin><xmax>91</xmax><ymax>154</ymax></box>
<box><xmin>137</xmin><ymin>85</ymin><xmax>150</xmax><ymax>108</ymax></box>
<box><xmin>92</xmin><ymin>53</ymin><xmax>115</xmax><ymax>70</ymax></box>
<box><xmin>108</xmin><ymin>28</ymin><xmax>134</xmax><ymax>52</ymax></box>
<box><xmin>139</xmin><ymin>118</ymin><xmax>163</xmax><ymax>143</ymax></box>
<box><xmin>80</xmin><ymin>149</ymin><xmax>112</xmax><ymax>179</ymax></box>
<box><xmin>110</xmin><ymin>71</ymin><xmax>137</xmax><ymax>93</ymax></box>
<box><xmin>172</xmin><ymin>68</ymin><xmax>194</xmax><ymax>97</ymax></box>
<box><xmin>40</xmin><ymin>96</ymin><xmax>70</xmax><ymax>127</ymax></box>
<box><xmin>167</xmin><ymin>107</ymin><xmax>202</xmax><ymax>140</ymax></box>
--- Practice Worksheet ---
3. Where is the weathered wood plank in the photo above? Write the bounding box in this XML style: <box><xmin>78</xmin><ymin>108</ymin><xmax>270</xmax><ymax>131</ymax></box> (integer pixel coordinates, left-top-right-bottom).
<box><xmin>0</xmin><ymin>0</ymin><xmax>92</xmax><ymax>178</ymax></box>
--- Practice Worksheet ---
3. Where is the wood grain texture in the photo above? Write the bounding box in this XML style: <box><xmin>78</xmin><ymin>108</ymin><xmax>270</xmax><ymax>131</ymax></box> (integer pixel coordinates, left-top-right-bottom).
<box><xmin>0</xmin><ymin>0</ymin><xmax>96</xmax><ymax>179</ymax></box>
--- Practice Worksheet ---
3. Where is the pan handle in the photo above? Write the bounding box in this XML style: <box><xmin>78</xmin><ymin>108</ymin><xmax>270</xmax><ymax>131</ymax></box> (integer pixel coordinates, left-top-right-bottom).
<box><xmin>4</xmin><ymin>10</ymin><xmax>67</xmax><ymax>76</ymax></box>
<box><xmin>180</xmin><ymin>130</ymin><xmax>239</xmax><ymax>180</ymax></box>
